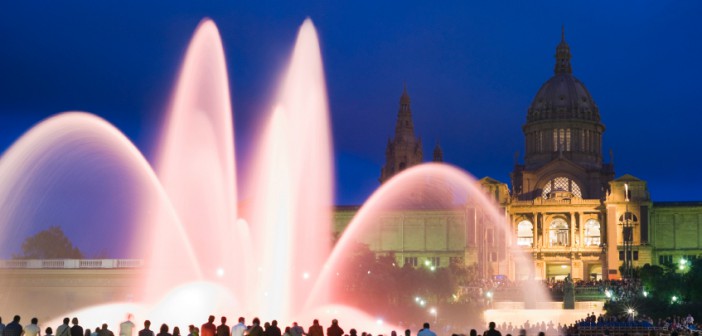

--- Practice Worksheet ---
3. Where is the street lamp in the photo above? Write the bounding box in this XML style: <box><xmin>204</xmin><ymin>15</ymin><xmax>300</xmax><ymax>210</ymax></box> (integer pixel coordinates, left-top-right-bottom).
<box><xmin>429</xmin><ymin>307</ymin><xmax>437</xmax><ymax>324</ymax></box>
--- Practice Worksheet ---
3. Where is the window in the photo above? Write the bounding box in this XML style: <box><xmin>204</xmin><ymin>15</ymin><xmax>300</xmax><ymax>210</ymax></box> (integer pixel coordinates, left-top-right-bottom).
<box><xmin>517</xmin><ymin>220</ymin><xmax>534</xmax><ymax>246</ymax></box>
<box><xmin>659</xmin><ymin>255</ymin><xmax>673</xmax><ymax>265</ymax></box>
<box><xmin>404</xmin><ymin>256</ymin><xmax>418</xmax><ymax>267</ymax></box>
<box><xmin>542</xmin><ymin>177</ymin><xmax>582</xmax><ymax>198</ymax></box>
<box><xmin>549</xmin><ymin>218</ymin><xmax>569</xmax><ymax>246</ymax></box>
<box><xmin>620</xmin><ymin>251</ymin><xmax>637</xmax><ymax>261</ymax></box>
<box><xmin>538</xmin><ymin>131</ymin><xmax>544</xmax><ymax>152</ymax></box>
<box><xmin>428</xmin><ymin>257</ymin><xmax>441</xmax><ymax>267</ymax></box>
<box><xmin>584</xmin><ymin>219</ymin><xmax>601</xmax><ymax>246</ymax></box>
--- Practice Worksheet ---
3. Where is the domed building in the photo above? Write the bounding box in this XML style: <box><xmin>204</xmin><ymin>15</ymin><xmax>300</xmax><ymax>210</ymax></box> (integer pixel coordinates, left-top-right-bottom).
<box><xmin>333</xmin><ymin>28</ymin><xmax>702</xmax><ymax>283</ymax></box>
<box><xmin>508</xmin><ymin>29</ymin><xmax>617</xmax><ymax>280</ymax></box>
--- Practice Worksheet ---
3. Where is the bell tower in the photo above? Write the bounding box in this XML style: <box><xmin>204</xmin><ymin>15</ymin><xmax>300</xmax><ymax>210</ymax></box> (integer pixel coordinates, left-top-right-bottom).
<box><xmin>380</xmin><ymin>85</ymin><xmax>423</xmax><ymax>183</ymax></box>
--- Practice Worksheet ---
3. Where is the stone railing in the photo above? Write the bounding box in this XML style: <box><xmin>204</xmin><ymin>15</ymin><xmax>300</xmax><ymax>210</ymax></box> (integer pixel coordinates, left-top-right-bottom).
<box><xmin>511</xmin><ymin>198</ymin><xmax>602</xmax><ymax>206</ymax></box>
<box><xmin>0</xmin><ymin>259</ymin><xmax>144</xmax><ymax>269</ymax></box>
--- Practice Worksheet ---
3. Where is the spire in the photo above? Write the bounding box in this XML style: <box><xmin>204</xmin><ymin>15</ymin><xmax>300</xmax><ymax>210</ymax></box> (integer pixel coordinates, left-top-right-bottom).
<box><xmin>380</xmin><ymin>84</ymin><xmax>423</xmax><ymax>183</ymax></box>
<box><xmin>400</xmin><ymin>81</ymin><xmax>410</xmax><ymax>104</ymax></box>
<box><xmin>554</xmin><ymin>25</ymin><xmax>572</xmax><ymax>74</ymax></box>
<box><xmin>433</xmin><ymin>142</ymin><xmax>444</xmax><ymax>162</ymax></box>
<box><xmin>395</xmin><ymin>84</ymin><xmax>415</xmax><ymax>142</ymax></box>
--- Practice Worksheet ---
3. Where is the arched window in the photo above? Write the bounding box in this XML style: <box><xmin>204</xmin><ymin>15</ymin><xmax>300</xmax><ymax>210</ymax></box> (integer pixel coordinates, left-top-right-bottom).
<box><xmin>542</xmin><ymin>177</ymin><xmax>582</xmax><ymax>199</ymax></box>
<box><xmin>517</xmin><ymin>220</ymin><xmax>534</xmax><ymax>246</ymax></box>
<box><xmin>549</xmin><ymin>218</ymin><xmax>569</xmax><ymax>247</ymax></box>
<box><xmin>584</xmin><ymin>219</ymin><xmax>601</xmax><ymax>247</ymax></box>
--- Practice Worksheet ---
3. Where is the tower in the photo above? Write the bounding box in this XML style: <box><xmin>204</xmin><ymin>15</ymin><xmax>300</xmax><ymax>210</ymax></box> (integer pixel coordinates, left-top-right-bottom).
<box><xmin>507</xmin><ymin>28</ymin><xmax>615</xmax><ymax>282</ymax></box>
<box><xmin>379</xmin><ymin>85</ymin><xmax>423</xmax><ymax>183</ymax></box>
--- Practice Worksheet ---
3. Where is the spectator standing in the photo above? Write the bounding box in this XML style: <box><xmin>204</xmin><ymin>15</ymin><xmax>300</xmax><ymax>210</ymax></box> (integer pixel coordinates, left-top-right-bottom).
<box><xmin>139</xmin><ymin>322</ymin><xmax>154</xmax><ymax>336</ymax></box>
<box><xmin>99</xmin><ymin>324</ymin><xmax>114</xmax><ymax>336</ymax></box>
<box><xmin>216</xmin><ymin>318</ymin><xmax>229</xmax><ymax>336</ymax></box>
<box><xmin>56</xmin><ymin>319</ymin><xmax>70</xmax><ymax>336</ymax></box>
<box><xmin>483</xmin><ymin>322</ymin><xmax>501</xmax><ymax>336</ymax></box>
<box><xmin>71</xmin><ymin>318</ymin><xmax>83</xmax><ymax>336</ymax></box>
<box><xmin>4</xmin><ymin>316</ymin><xmax>23</xmax><ymax>336</ymax></box>
<box><xmin>230</xmin><ymin>319</ymin><xmax>245</xmax><ymax>336</ymax></box>
<box><xmin>201</xmin><ymin>317</ymin><xmax>216</xmax><ymax>336</ymax></box>
<box><xmin>246</xmin><ymin>319</ymin><xmax>263</xmax><ymax>336</ymax></box>
<box><xmin>307</xmin><ymin>320</ymin><xmax>323</xmax><ymax>336</ymax></box>
<box><xmin>156</xmin><ymin>324</ymin><xmax>172</xmax><ymax>336</ymax></box>
<box><xmin>417</xmin><ymin>323</ymin><xmax>435</xmax><ymax>336</ymax></box>
<box><xmin>290</xmin><ymin>323</ymin><xmax>304</xmax><ymax>336</ymax></box>
<box><xmin>267</xmin><ymin>321</ymin><xmax>280</xmax><ymax>336</ymax></box>
<box><xmin>326</xmin><ymin>320</ymin><xmax>343</xmax><ymax>336</ymax></box>
<box><xmin>0</xmin><ymin>317</ymin><xmax>6</xmax><ymax>336</ymax></box>
<box><xmin>25</xmin><ymin>318</ymin><xmax>42</xmax><ymax>336</ymax></box>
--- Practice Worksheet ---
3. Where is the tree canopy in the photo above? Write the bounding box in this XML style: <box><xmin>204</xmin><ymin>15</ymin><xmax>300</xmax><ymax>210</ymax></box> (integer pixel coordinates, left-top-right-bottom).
<box><xmin>14</xmin><ymin>226</ymin><xmax>84</xmax><ymax>259</ymax></box>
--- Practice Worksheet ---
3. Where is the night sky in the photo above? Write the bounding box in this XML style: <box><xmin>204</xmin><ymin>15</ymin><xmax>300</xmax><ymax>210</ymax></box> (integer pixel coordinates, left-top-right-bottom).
<box><xmin>1</xmin><ymin>2</ymin><xmax>701</xmax><ymax>206</ymax></box>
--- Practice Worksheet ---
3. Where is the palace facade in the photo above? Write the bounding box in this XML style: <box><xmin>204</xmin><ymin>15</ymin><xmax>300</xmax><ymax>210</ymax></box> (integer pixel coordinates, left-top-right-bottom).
<box><xmin>334</xmin><ymin>30</ymin><xmax>702</xmax><ymax>281</ymax></box>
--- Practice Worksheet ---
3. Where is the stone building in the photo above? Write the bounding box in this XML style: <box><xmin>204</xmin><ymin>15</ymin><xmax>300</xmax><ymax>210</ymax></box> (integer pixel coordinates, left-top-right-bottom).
<box><xmin>334</xmin><ymin>29</ymin><xmax>702</xmax><ymax>282</ymax></box>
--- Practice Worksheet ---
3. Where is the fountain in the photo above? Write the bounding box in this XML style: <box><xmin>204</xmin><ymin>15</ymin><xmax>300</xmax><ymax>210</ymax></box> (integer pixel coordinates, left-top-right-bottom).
<box><xmin>0</xmin><ymin>18</ymin><xmax>556</xmax><ymax>332</ymax></box>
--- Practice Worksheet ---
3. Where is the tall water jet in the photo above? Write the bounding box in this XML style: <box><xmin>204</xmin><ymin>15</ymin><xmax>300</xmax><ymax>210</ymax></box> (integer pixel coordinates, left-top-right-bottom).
<box><xmin>148</xmin><ymin>18</ymin><xmax>240</xmax><ymax>304</ymax></box>
<box><xmin>248</xmin><ymin>19</ymin><xmax>333</xmax><ymax>320</ymax></box>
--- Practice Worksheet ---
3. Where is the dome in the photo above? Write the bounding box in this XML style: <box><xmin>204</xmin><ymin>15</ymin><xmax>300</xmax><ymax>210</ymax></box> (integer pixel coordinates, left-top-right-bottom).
<box><xmin>527</xmin><ymin>73</ymin><xmax>600</xmax><ymax>122</ymax></box>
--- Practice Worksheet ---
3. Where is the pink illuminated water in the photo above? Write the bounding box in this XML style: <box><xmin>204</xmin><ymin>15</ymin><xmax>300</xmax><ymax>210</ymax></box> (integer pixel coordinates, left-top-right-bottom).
<box><xmin>0</xmin><ymin>17</ymin><xmax>550</xmax><ymax>334</ymax></box>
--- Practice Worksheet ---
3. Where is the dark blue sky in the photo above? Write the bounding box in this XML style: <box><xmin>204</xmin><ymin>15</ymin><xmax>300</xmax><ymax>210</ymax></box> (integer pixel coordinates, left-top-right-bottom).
<box><xmin>1</xmin><ymin>2</ymin><xmax>701</xmax><ymax>205</ymax></box>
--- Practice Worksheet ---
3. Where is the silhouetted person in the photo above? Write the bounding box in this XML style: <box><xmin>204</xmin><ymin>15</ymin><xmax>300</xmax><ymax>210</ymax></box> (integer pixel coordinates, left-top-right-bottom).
<box><xmin>290</xmin><ymin>323</ymin><xmax>304</xmax><ymax>336</ymax></box>
<box><xmin>404</xmin><ymin>330</ymin><xmax>410</xmax><ymax>336</ymax></box>
<box><xmin>483</xmin><ymin>322</ymin><xmax>501</xmax><ymax>336</ymax></box>
<box><xmin>5</xmin><ymin>316</ymin><xmax>23</xmax><ymax>336</ymax></box>
<box><xmin>119</xmin><ymin>315</ymin><xmax>135</xmax><ymax>336</ymax></box>
<box><xmin>25</xmin><ymin>318</ymin><xmax>41</xmax><ymax>336</ymax></box>
<box><xmin>139</xmin><ymin>321</ymin><xmax>154</xmax><ymax>336</ymax></box>
<box><xmin>416</xmin><ymin>323</ymin><xmax>435</xmax><ymax>336</ymax></box>
<box><xmin>156</xmin><ymin>324</ymin><xmax>172</xmax><ymax>336</ymax></box>
<box><xmin>231</xmin><ymin>319</ymin><xmax>245</xmax><ymax>336</ymax></box>
<box><xmin>247</xmin><ymin>319</ymin><xmax>263</xmax><ymax>336</ymax></box>
<box><xmin>201</xmin><ymin>317</ymin><xmax>216</xmax><ymax>336</ymax></box>
<box><xmin>99</xmin><ymin>324</ymin><xmax>115</xmax><ymax>336</ymax></box>
<box><xmin>326</xmin><ymin>320</ymin><xmax>342</xmax><ymax>336</ymax></box>
<box><xmin>267</xmin><ymin>321</ymin><xmax>280</xmax><ymax>336</ymax></box>
<box><xmin>469</xmin><ymin>330</ymin><xmax>477</xmax><ymax>336</ymax></box>
<box><xmin>217</xmin><ymin>318</ymin><xmax>229</xmax><ymax>336</ymax></box>
<box><xmin>349</xmin><ymin>330</ymin><xmax>357</xmax><ymax>336</ymax></box>
<box><xmin>85</xmin><ymin>329</ymin><xmax>92</xmax><ymax>336</ymax></box>
<box><xmin>46</xmin><ymin>328</ymin><xmax>54</xmax><ymax>336</ymax></box>
<box><xmin>92</xmin><ymin>327</ymin><xmax>101</xmax><ymax>336</ymax></box>
<box><xmin>71</xmin><ymin>318</ymin><xmax>84</xmax><ymax>336</ymax></box>
<box><xmin>56</xmin><ymin>318</ymin><xmax>70</xmax><ymax>336</ymax></box>
<box><xmin>307</xmin><ymin>320</ymin><xmax>323</xmax><ymax>336</ymax></box>
<box><xmin>173</xmin><ymin>327</ymin><xmax>181</xmax><ymax>336</ymax></box>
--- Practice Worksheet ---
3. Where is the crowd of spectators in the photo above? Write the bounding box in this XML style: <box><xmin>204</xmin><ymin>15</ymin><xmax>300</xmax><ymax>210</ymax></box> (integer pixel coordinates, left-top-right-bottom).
<box><xmin>0</xmin><ymin>311</ymin><xmax>698</xmax><ymax>336</ymax></box>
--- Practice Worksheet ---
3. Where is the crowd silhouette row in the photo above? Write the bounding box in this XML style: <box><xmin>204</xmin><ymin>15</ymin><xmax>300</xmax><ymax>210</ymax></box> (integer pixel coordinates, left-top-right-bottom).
<box><xmin>0</xmin><ymin>313</ymin><xmax>698</xmax><ymax>336</ymax></box>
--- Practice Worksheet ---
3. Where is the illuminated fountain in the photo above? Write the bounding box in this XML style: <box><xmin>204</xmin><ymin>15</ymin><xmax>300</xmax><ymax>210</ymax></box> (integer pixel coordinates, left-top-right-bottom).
<box><xmin>0</xmin><ymin>18</ymin><xmax>559</xmax><ymax>331</ymax></box>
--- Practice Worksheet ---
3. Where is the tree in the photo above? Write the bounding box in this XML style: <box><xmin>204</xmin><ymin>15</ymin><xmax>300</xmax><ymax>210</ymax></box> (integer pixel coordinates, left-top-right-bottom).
<box><xmin>14</xmin><ymin>226</ymin><xmax>84</xmax><ymax>259</ymax></box>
